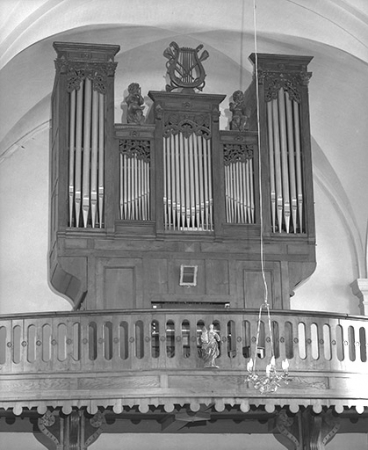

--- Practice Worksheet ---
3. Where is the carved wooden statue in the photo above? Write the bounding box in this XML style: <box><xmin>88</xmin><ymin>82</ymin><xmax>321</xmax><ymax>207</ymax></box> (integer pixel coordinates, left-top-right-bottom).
<box><xmin>201</xmin><ymin>324</ymin><xmax>220</xmax><ymax>368</ymax></box>
<box><xmin>229</xmin><ymin>90</ymin><xmax>250</xmax><ymax>131</ymax></box>
<box><xmin>124</xmin><ymin>82</ymin><xmax>145</xmax><ymax>124</ymax></box>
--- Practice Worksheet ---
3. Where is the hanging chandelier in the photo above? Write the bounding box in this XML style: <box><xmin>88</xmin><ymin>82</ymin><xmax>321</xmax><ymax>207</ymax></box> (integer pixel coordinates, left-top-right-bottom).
<box><xmin>242</xmin><ymin>0</ymin><xmax>292</xmax><ymax>395</ymax></box>
<box><xmin>245</xmin><ymin>303</ymin><xmax>291</xmax><ymax>394</ymax></box>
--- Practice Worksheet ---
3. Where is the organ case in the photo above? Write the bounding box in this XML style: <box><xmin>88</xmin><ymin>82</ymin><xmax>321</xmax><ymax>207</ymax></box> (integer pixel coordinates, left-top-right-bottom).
<box><xmin>49</xmin><ymin>42</ymin><xmax>316</xmax><ymax>311</ymax></box>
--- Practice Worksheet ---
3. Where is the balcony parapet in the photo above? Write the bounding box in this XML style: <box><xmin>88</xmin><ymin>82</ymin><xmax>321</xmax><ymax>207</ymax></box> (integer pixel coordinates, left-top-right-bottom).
<box><xmin>0</xmin><ymin>309</ymin><xmax>367</xmax><ymax>414</ymax></box>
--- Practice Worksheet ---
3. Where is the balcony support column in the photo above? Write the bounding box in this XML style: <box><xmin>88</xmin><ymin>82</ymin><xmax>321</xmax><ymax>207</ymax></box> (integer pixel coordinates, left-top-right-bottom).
<box><xmin>272</xmin><ymin>408</ymin><xmax>340</xmax><ymax>450</ymax></box>
<box><xmin>34</xmin><ymin>408</ymin><xmax>105</xmax><ymax>450</ymax></box>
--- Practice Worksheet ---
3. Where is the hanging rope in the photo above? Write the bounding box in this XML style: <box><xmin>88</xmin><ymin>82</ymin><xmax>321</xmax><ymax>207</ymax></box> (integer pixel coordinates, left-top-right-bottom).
<box><xmin>252</xmin><ymin>0</ymin><xmax>275</xmax><ymax>370</ymax></box>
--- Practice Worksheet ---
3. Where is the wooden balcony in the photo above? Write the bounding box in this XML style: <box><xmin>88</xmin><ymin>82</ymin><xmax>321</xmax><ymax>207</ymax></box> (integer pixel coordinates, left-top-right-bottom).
<box><xmin>0</xmin><ymin>309</ymin><xmax>367</xmax><ymax>415</ymax></box>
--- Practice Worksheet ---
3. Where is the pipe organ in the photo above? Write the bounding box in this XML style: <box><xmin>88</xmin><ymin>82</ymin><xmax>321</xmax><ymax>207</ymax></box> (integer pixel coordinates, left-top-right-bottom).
<box><xmin>68</xmin><ymin>80</ymin><xmax>105</xmax><ymax>228</ymax></box>
<box><xmin>119</xmin><ymin>139</ymin><xmax>151</xmax><ymax>221</ymax></box>
<box><xmin>50</xmin><ymin>43</ymin><xmax>316</xmax><ymax>312</ymax></box>
<box><xmin>223</xmin><ymin>143</ymin><xmax>255</xmax><ymax>224</ymax></box>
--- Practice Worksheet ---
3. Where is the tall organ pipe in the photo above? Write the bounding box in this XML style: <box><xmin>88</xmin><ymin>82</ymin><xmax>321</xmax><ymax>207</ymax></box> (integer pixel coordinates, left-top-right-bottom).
<box><xmin>278</xmin><ymin>88</ymin><xmax>290</xmax><ymax>233</ymax></box>
<box><xmin>91</xmin><ymin>89</ymin><xmax>99</xmax><ymax>228</ymax></box>
<box><xmin>82</xmin><ymin>78</ymin><xmax>92</xmax><ymax>227</ymax></box>
<box><xmin>74</xmin><ymin>82</ymin><xmax>84</xmax><ymax>227</ymax></box>
<box><xmin>68</xmin><ymin>90</ymin><xmax>76</xmax><ymax>226</ymax></box>
<box><xmin>285</xmin><ymin>93</ymin><xmax>297</xmax><ymax>233</ymax></box>
<box><xmin>98</xmin><ymin>93</ymin><xmax>104</xmax><ymax>227</ymax></box>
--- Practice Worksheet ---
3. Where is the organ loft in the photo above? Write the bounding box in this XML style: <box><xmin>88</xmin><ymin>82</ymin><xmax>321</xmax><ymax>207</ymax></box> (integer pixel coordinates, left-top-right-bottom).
<box><xmin>1</xmin><ymin>39</ymin><xmax>367</xmax><ymax>450</ymax></box>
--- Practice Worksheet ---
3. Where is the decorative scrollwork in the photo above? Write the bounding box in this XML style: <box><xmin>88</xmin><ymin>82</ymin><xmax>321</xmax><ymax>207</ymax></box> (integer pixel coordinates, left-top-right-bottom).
<box><xmin>257</xmin><ymin>68</ymin><xmax>311</xmax><ymax>103</ymax></box>
<box><xmin>55</xmin><ymin>59</ymin><xmax>117</xmax><ymax>94</ymax></box>
<box><xmin>164</xmin><ymin>112</ymin><xmax>211</xmax><ymax>139</ymax></box>
<box><xmin>119</xmin><ymin>139</ymin><xmax>151</xmax><ymax>162</ymax></box>
<box><xmin>39</xmin><ymin>410</ymin><xmax>56</xmax><ymax>428</ymax></box>
<box><xmin>275</xmin><ymin>409</ymin><xmax>300</xmax><ymax>448</ymax></box>
<box><xmin>223</xmin><ymin>144</ymin><xmax>254</xmax><ymax>165</ymax></box>
<box><xmin>90</xmin><ymin>411</ymin><xmax>104</xmax><ymax>428</ymax></box>
<box><xmin>38</xmin><ymin>410</ymin><xmax>59</xmax><ymax>446</ymax></box>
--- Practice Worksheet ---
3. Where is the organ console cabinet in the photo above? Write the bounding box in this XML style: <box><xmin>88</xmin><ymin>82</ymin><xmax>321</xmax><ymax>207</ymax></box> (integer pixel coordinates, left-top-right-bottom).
<box><xmin>49</xmin><ymin>42</ymin><xmax>316</xmax><ymax>311</ymax></box>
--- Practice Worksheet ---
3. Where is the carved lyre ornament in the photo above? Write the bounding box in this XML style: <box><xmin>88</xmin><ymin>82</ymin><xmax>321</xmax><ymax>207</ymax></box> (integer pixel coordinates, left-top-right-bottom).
<box><xmin>164</xmin><ymin>41</ymin><xmax>209</xmax><ymax>92</ymax></box>
<box><xmin>55</xmin><ymin>57</ymin><xmax>118</xmax><ymax>94</ymax></box>
<box><xmin>257</xmin><ymin>67</ymin><xmax>312</xmax><ymax>103</ymax></box>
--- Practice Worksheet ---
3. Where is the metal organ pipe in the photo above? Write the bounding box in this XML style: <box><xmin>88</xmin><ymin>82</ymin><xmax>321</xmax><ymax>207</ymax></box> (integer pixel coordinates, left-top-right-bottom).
<box><xmin>91</xmin><ymin>89</ymin><xmax>99</xmax><ymax>228</ymax></box>
<box><xmin>278</xmin><ymin>88</ymin><xmax>291</xmax><ymax>233</ymax></box>
<box><xmin>68</xmin><ymin>90</ymin><xmax>76</xmax><ymax>227</ymax></box>
<box><xmin>285</xmin><ymin>93</ymin><xmax>297</xmax><ymax>233</ymax></box>
<box><xmin>293</xmin><ymin>102</ymin><xmax>303</xmax><ymax>232</ymax></box>
<box><xmin>82</xmin><ymin>78</ymin><xmax>92</xmax><ymax>227</ymax></box>
<box><xmin>98</xmin><ymin>93</ymin><xmax>104</xmax><ymax>227</ymax></box>
<box><xmin>224</xmin><ymin>147</ymin><xmax>255</xmax><ymax>225</ymax></box>
<box><xmin>162</xmin><ymin>132</ymin><xmax>213</xmax><ymax>231</ymax></box>
<box><xmin>74</xmin><ymin>82</ymin><xmax>84</xmax><ymax>227</ymax></box>
<box><xmin>267</xmin><ymin>101</ymin><xmax>276</xmax><ymax>232</ymax></box>
<box><xmin>271</xmin><ymin>98</ymin><xmax>283</xmax><ymax>233</ymax></box>
<box><xmin>266</xmin><ymin>90</ymin><xmax>304</xmax><ymax>233</ymax></box>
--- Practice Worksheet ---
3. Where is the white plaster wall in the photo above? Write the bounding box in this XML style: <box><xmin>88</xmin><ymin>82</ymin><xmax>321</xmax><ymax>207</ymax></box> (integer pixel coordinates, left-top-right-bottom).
<box><xmin>0</xmin><ymin>129</ymin><xmax>71</xmax><ymax>315</ymax></box>
<box><xmin>292</xmin><ymin>180</ymin><xmax>359</xmax><ymax>314</ymax></box>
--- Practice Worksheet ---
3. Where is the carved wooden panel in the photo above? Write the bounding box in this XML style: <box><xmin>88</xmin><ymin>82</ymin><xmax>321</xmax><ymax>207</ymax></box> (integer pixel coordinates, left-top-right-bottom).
<box><xmin>236</xmin><ymin>261</ymin><xmax>282</xmax><ymax>309</ymax></box>
<box><xmin>96</xmin><ymin>258</ymin><xmax>143</xmax><ymax>309</ymax></box>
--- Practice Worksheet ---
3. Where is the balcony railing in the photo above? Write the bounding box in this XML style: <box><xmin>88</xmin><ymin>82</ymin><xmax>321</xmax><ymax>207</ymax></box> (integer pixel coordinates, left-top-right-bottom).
<box><xmin>0</xmin><ymin>310</ymin><xmax>367</xmax><ymax>375</ymax></box>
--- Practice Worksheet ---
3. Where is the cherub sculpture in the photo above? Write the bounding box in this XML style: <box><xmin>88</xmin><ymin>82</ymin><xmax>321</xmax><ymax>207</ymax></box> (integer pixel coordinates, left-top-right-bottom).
<box><xmin>123</xmin><ymin>83</ymin><xmax>145</xmax><ymax>125</ymax></box>
<box><xmin>201</xmin><ymin>324</ymin><xmax>220</xmax><ymax>368</ymax></box>
<box><xmin>229</xmin><ymin>90</ymin><xmax>250</xmax><ymax>131</ymax></box>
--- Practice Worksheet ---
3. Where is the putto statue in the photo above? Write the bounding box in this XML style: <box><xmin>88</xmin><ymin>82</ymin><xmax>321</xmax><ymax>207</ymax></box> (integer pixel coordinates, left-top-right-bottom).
<box><xmin>124</xmin><ymin>83</ymin><xmax>145</xmax><ymax>125</ymax></box>
<box><xmin>201</xmin><ymin>324</ymin><xmax>220</xmax><ymax>368</ymax></box>
<box><xmin>229</xmin><ymin>90</ymin><xmax>250</xmax><ymax>131</ymax></box>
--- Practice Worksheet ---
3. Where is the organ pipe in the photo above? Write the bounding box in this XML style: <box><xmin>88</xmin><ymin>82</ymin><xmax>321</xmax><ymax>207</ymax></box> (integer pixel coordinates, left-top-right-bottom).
<box><xmin>285</xmin><ymin>94</ymin><xmax>297</xmax><ymax>233</ymax></box>
<box><xmin>266</xmin><ymin>91</ymin><xmax>304</xmax><ymax>233</ymax></box>
<box><xmin>278</xmin><ymin>88</ymin><xmax>291</xmax><ymax>233</ymax></box>
<box><xmin>74</xmin><ymin>82</ymin><xmax>83</xmax><ymax>227</ymax></box>
<box><xmin>224</xmin><ymin>148</ymin><xmax>255</xmax><ymax>225</ymax></box>
<box><xmin>68</xmin><ymin>90</ymin><xmax>76</xmax><ymax>226</ymax></box>
<box><xmin>162</xmin><ymin>133</ymin><xmax>213</xmax><ymax>231</ymax></box>
<box><xmin>271</xmin><ymin>98</ymin><xmax>283</xmax><ymax>233</ymax></box>
<box><xmin>293</xmin><ymin>102</ymin><xmax>303</xmax><ymax>231</ymax></box>
<box><xmin>119</xmin><ymin>142</ymin><xmax>151</xmax><ymax>221</ymax></box>
<box><xmin>82</xmin><ymin>78</ymin><xmax>92</xmax><ymax>227</ymax></box>
<box><xmin>68</xmin><ymin>82</ymin><xmax>105</xmax><ymax>228</ymax></box>
<box><xmin>91</xmin><ymin>89</ymin><xmax>99</xmax><ymax>228</ymax></box>
<box><xmin>98</xmin><ymin>93</ymin><xmax>104</xmax><ymax>228</ymax></box>
<box><xmin>267</xmin><ymin>101</ymin><xmax>276</xmax><ymax>232</ymax></box>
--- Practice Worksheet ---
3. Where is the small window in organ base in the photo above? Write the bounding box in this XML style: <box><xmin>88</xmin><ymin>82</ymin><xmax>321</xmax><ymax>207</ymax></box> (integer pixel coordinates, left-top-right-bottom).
<box><xmin>180</xmin><ymin>265</ymin><xmax>198</xmax><ymax>286</ymax></box>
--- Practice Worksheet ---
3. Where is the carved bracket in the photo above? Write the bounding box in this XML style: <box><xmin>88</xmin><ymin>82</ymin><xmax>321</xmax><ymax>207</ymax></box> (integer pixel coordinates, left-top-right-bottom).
<box><xmin>36</xmin><ymin>408</ymin><xmax>106</xmax><ymax>450</ymax></box>
<box><xmin>273</xmin><ymin>408</ymin><xmax>340</xmax><ymax>450</ymax></box>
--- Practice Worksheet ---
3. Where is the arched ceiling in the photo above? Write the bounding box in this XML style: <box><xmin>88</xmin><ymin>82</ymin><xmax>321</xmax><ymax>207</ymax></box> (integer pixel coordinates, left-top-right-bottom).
<box><xmin>0</xmin><ymin>0</ymin><xmax>367</xmax><ymax>313</ymax></box>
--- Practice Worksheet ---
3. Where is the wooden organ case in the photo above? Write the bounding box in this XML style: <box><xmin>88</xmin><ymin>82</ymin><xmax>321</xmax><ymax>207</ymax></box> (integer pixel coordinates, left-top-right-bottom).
<box><xmin>49</xmin><ymin>42</ymin><xmax>316</xmax><ymax>311</ymax></box>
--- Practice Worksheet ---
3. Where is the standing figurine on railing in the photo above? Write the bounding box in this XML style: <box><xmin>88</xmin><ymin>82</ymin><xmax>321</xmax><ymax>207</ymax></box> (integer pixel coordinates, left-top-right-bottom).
<box><xmin>201</xmin><ymin>324</ymin><xmax>220</xmax><ymax>368</ymax></box>
<box><xmin>123</xmin><ymin>82</ymin><xmax>146</xmax><ymax>124</ymax></box>
<box><xmin>229</xmin><ymin>90</ymin><xmax>250</xmax><ymax>131</ymax></box>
